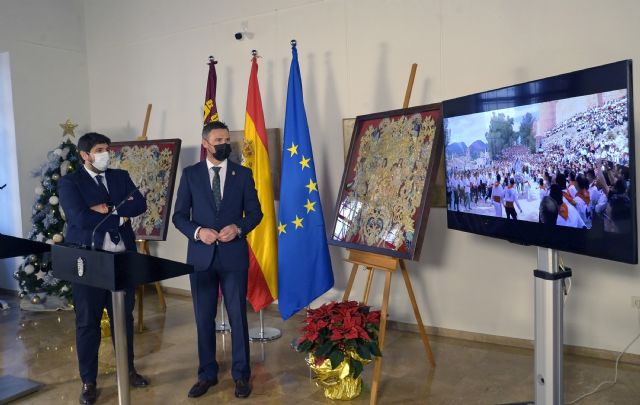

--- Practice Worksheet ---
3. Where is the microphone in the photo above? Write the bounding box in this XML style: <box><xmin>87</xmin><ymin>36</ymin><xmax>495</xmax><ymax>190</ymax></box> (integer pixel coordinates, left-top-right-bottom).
<box><xmin>91</xmin><ymin>187</ymin><xmax>140</xmax><ymax>250</ymax></box>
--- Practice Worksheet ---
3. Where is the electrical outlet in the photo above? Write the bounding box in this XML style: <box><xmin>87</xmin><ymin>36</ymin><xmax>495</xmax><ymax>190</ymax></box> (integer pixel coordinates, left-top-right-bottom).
<box><xmin>632</xmin><ymin>296</ymin><xmax>640</xmax><ymax>309</ymax></box>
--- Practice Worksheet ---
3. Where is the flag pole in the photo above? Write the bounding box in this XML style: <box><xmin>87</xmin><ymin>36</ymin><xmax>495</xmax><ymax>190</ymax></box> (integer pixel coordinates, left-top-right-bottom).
<box><xmin>245</xmin><ymin>48</ymin><xmax>281</xmax><ymax>342</ymax></box>
<box><xmin>216</xmin><ymin>301</ymin><xmax>231</xmax><ymax>333</ymax></box>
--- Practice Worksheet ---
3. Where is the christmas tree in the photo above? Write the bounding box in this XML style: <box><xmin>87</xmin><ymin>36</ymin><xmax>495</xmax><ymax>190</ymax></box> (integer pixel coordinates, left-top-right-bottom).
<box><xmin>14</xmin><ymin>120</ymin><xmax>81</xmax><ymax>301</ymax></box>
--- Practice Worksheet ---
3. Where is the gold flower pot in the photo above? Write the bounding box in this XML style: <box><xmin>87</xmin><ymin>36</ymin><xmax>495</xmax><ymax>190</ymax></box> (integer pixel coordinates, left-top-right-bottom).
<box><xmin>307</xmin><ymin>353</ymin><xmax>370</xmax><ymax>400</ymax></box>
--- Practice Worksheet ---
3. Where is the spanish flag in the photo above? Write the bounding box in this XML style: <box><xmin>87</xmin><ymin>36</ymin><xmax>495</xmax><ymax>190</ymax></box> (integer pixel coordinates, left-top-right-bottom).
<box><xmin>200</xmin><ymin>56</ymin><xmax>219</xmax><ymax>161</ymax></box>
<box><xmin>242</xmin><ymin>55</ymin><xmax>277</xmax><ymax>311</ymax></box>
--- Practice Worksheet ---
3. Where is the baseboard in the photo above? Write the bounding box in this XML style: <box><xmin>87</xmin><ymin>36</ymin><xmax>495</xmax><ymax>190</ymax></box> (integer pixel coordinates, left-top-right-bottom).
<box><xmin>388</xmin><ymin>320</ymin><xmax>533</xmax><ymax>350</ymax></box>
<box><xmin>388</xmin><ymin>320</ymin><xmax>640</xmax><ymax>366</ymax></box>
<box><xmin>563</xmin><ymin>342</ymin><xmax>640</xmax><ymax>365</ymax></box>
<box><xmin>160</xmin><ymin>288</ymin><xmax>640</xmax><ymax>366</ymax></box>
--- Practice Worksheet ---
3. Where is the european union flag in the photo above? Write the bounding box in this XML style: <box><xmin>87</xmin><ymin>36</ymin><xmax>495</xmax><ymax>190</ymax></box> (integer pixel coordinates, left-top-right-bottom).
<box><xmin>277</xmin><ymin>42</ymin><xmax>334</xmax><ymax>320</ymax></box>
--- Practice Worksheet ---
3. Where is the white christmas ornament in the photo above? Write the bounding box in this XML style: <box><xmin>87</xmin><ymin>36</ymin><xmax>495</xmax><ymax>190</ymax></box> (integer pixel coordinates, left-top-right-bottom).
<box><xmin>53</xmin><ymin>148</ymin><xmax>63</xmax><ymax>156</ymax></box>
<box><xmin>24</xmin><ymin>265</ymin><xmax>35</xmax><ymax>275</ymax></box>
<box><xmin>61</xmin><ymin>147</ymin><xmax>70</xmax><ymax>159</ymax></box>
<box><xmin>52</xmin><ymin>234</ymin><xmax>63</xmax><ymax>243</ymax></box>
<box><xmin>35</xmin><ymin>270</ymin><xmax>46</xmax><ymax>280</ymax></box>
<box><xmin>35</xmin><ymin>186</ymin><xmax>44</xmax><ymax>195</ymax></box>
<box><xmin>61</xmin><ymin>285</ymin><xmax>69</xmax><ymax>292</ymax></box>
<box><xmin>49</xmin><ymin>196</ymin><xmax>59</xmax><ymax>205</ymax></box>
<box><xmin>35</xmin><ymin>233</ymin><xmax>45</xmax><ymax>242</ymax></box>
<box><xmin>45</xmin><ymin>239</ymin><xmax>54</xmax><ymax>245</ymax></box>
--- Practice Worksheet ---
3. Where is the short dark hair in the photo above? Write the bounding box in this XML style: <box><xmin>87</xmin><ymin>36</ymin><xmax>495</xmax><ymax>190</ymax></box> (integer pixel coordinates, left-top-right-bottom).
<box><xmin>539</xmin><ymin>196</ymin><xmax>559</xmax><ymax>225</ymax></box>
<box><xmin>549</xmin><ymin>183</ymin><xmax>563</xmax><ymax>206</ymax></box>
<box><xmin>555</xmin><ymin>173</ymin><xmax>567</xmax><ymax>190</ymax></box>
<box><xmin>614</xmin><ymin>178</ymin><xmax>627</xmax><ymax>194</ymax></box>
<box><xmin>202</xmin><ymin>121</ymin><xmax>229</xmax><ymax>138</ymax></box>
<box><xmin>77</xmin><ymin>132</ymin><xmax>111</xmax><ymax>162</ymax></box>
<box><xmin>577</xmin><ymin>176</ymin><xmax>589</xmax><ymax>191</ymax></box>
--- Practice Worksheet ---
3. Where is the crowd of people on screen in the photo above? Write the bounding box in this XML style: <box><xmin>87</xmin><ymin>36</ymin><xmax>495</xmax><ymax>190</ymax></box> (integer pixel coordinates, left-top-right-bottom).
<box><xmin>446</xmin><ymin>97</ymin><xmax>631</xmax><ymax>233</ymax></box>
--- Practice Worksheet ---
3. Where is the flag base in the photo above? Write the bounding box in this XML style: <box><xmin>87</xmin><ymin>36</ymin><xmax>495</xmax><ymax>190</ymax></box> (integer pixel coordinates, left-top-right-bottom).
<box><xmin>249</xmin><ymin>326</ymin><xmax>281</xmax><ymax>342</ymax></box>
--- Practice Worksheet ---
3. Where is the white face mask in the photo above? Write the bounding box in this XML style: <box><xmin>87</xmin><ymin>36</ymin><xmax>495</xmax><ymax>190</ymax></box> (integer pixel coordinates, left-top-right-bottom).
<box><xmin>91</xmin><ymin>151</ymin><xmax>110</xmax><ymax>171</ymax></box>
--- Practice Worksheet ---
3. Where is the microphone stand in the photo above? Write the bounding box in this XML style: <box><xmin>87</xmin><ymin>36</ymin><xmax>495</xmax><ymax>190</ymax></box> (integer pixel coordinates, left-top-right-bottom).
<box><xmin>88</xmin><ymin>185</ymin><xmax>139</xmax><ymax>405</ymax></box>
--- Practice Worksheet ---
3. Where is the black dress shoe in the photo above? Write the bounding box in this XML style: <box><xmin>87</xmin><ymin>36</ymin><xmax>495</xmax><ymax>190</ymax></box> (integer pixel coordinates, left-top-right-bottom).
<box><xmin>234</xmin><ymin>378</ymin><xmax>251</xmax><ymax>399</ymax></box>
<box><xmin>188</xmin><ymin>379</ymin><xmax>218</xmax><ymax>398</ymax></box>
<box><xmin>129</xmin><ymin>371</ymin><xmax>149</xmax><ymax>388</ymax></box>
<box><xmin>79</xmin><ymin>382</ymin><xmax>97</xmax><ymax>405</ymax></box>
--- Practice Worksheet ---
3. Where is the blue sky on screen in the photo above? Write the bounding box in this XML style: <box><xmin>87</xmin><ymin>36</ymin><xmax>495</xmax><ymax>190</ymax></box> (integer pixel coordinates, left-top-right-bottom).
<box><xmin>446</xmin><ymin>104</ymin><xmax>540</xmax><ymax>146</ymax></box>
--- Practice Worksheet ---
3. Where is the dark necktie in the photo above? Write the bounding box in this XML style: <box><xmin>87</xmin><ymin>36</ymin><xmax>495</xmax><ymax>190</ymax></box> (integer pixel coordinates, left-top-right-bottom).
<box><xmin>95</xmin><ymin>174</ymin><xmax>121</xmax><ymax>245</ymax></box>
<box><xmin>95</xmin><ymin>174</ymin><xmax>110</xmax><ymax>199</ymax></box>
<box><xmin>211</xmin><ymin>167</ymin><xmax>222</xmax><ymax>213</ymax></box>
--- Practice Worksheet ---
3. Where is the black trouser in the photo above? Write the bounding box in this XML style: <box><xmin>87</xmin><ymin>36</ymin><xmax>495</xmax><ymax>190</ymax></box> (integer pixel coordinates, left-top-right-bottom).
<box><xmin>190</xmin><ymin>251</ymin><xmax>250</xmax><ymax>382</ymax></box>
<box><xmin>506</xmin><ymin>206</ymin><xmax>518</xmax><ymax>220</ymax></box>
<box><xmin>73</xmin><ymin>283</ymin><xmax>136</xmax><ymax>384</ymax></box>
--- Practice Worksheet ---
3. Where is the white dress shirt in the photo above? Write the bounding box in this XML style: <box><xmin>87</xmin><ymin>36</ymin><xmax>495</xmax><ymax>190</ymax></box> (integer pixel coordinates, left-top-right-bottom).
<box><xmin>84</xmin><ymin>166</ymin><xmax>126</xmax><ymax>252</ymax></box>
<box><xmin>206</xmin><ymin>157</ymin><xmax>227</xmax><ymax>199</ymax></box>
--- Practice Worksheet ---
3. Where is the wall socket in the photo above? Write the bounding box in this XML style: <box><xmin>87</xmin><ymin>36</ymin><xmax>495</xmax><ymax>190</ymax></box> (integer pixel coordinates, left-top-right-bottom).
<box><xmin>632</xmin><ymin>296</ymin><xmax>640</xmax><ymax>309</ymax></box>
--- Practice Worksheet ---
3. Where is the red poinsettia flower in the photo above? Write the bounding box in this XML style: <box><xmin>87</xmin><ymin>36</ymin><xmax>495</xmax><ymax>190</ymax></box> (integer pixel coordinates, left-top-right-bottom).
<box><xmin>295</xmin><ymin>300</ymin><xmax>382</xmax><ymax>378</ymax></box>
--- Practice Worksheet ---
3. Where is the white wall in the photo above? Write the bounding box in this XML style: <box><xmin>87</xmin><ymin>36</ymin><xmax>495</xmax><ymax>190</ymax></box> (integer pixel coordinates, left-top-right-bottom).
<box><xmin>81</xmin><ymin>0</ymin><xmax>640</xmax><ymax>354</ymax></box>
<box><xmin>0</xmin><ymin>0</ymin><xmax>91</xmax><ymax>289</ymax></box>
<box><xmin>0</xmin><ymin>51</ymin><xmax>22</xmax><ymax>290</ymax></box>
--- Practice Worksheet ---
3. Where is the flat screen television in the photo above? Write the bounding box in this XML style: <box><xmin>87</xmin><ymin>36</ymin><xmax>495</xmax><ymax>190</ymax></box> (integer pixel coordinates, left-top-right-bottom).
<box><xmin>443</xmin><ymin>60</ymin><xmax>637</xmax><ymax>264</ymax></box>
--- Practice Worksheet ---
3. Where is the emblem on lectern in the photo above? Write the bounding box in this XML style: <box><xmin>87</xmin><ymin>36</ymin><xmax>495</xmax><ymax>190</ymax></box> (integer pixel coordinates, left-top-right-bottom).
<box><xmin>77</xmin><ymin>257</ymin><xmax>86</xmax><ymax>277</ymax></box>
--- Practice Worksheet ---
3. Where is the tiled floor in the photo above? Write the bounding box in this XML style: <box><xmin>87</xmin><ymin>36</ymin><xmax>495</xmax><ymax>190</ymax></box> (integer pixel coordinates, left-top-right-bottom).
<box><xmin>1</xmin><ymin>291</ymin><xmax>639</xmax><ymax>404</ymax></box>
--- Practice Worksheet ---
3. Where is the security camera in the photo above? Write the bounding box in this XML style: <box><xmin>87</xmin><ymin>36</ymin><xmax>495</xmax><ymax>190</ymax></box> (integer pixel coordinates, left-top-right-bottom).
<box><xmin>235</xmin><ymin>32</ymin><xmax>243</xmax><ymax>40</ymax></box>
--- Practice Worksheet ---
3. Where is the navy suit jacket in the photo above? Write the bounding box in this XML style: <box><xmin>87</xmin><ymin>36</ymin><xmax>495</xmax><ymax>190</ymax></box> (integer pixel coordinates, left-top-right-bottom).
<box><xmin>172</xmin><ymin>159</ymin><xmax>262</xmax><ymax>272</ymax></box>
<box><xmin>58</xmin><ymin>168</ymin><xmax>147</xmax><ymax>251</ymax></box>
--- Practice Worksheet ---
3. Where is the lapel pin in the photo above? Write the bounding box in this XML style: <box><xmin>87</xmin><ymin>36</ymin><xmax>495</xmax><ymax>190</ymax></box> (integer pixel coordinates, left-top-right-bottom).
<box><xmin>232</xmin><ymin>171</ymin><xmax>236</xmax><ymax>176</ymax></box>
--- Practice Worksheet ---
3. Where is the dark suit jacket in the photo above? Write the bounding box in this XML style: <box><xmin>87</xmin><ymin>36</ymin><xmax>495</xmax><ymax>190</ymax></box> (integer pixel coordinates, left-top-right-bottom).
<box><xmin>58</xmin><ymin>168</ymin><xmax>147</xmax><ymax>251</ymax></box>
<box><xmin>172</xmin><ymin>159</ymin><xmax>262</xmax><ymax>272</ymax></box>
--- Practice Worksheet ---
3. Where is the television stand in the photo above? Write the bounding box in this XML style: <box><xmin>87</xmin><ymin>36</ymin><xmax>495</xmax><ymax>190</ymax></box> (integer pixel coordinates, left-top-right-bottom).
<box><xmin>501</xmin><ymin>247</ymin><xmax>572</xmax><ymax>405</ymax></box>
<box><xmin>533</xmin><ymin>247</ymin><xmax>572</xmax><ymax>404</ymax></box>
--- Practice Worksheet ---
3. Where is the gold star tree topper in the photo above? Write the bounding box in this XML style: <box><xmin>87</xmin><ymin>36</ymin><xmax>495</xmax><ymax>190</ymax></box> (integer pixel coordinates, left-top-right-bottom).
<box><xmin>59</xmin><ymin>119</ymin><xmax>78</xmax><ymax>138</ymax></box>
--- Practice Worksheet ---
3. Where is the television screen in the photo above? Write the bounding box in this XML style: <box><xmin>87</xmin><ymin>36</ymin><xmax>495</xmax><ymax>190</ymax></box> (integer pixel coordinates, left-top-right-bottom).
<box><xmin>443</xmin><ymin>60</ymin><xmax>637</xmax><ymax>264</ymax></box>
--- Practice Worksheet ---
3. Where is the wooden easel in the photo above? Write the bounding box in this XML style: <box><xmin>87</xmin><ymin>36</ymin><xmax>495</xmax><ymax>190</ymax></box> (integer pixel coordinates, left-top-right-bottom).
<box><xmin>342</xmin><ymin>64</ymin><xmax>436</xmax><ymax>405</ymax></box>
<box><xmin>134</xmin><ymin>104</ymin><xmax>167</xmax><ymax>333</ymax></box>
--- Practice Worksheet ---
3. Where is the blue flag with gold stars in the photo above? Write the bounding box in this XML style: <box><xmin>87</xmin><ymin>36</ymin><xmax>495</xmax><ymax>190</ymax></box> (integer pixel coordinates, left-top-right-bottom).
<box><xmin>277</xmin><ymin>43</ymin><xmax>334</xmax><ymax>320</ymax></box>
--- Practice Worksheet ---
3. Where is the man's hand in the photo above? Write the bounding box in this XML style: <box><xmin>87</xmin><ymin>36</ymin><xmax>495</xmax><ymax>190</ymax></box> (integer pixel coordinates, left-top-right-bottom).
<box><xmin>90</xmin><ymin>203</ymin><xmax>109</xmax><ymax>214</ymax></box>
<box><xmin>218</xmin><ymin>224</ymin><xmax>239</xmax><ymax>242</ymax></box>
<box><xmin>198</xmin><ymin>228</ymin><xmax>219</xmax><ymax>245</ymax></box>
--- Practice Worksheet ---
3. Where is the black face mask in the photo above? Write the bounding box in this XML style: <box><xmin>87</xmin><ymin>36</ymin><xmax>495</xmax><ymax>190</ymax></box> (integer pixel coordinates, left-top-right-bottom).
<box><xmin>212</xmin><ymin>143</ymin><xmax>231</xmax><ymax>161</ymax></box>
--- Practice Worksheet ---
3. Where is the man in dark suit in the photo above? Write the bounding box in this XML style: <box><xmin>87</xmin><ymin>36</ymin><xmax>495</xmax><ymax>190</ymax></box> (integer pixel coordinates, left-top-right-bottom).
<box><xmin>172</xmin><ymin>121</ymin><xmax>262</xmax><ymax>399</ymax></box>
<box><xmin>58</xmin><ymin>132</ymin><xmax>149</xmax><ymax>405</ymax></box>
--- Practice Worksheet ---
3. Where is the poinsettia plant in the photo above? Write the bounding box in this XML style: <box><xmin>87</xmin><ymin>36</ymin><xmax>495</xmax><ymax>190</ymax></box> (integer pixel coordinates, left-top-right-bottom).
<box><xmin>295</xmin><ymin>300</ymin><xmax>382</xmax><ymax>378</ymax></box>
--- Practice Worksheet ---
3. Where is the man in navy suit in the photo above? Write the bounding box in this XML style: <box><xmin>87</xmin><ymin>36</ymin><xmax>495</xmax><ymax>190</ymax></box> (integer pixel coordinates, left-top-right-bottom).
<box><xmin>172</xmin><ymin>121</ymin><xmax>262</xmax><ymax>399</ymax></box>
<box><xmin>58</xmin><ymin>132</ymin><xmax>148</xmax><ymax>405</ymax></box>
